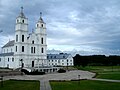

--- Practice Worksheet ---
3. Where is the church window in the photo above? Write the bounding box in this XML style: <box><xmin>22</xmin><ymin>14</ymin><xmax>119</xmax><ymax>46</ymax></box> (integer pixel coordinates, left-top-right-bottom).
<box><xmin>31</xmin><ymin>47</ymin><xmax>33</xmax><ymax>53</ymax></box>
<box><xmin>8</xmin><ymin>58</ymin><xmax>9</xmax><ymax>62</ymax></box>
<box><xmin>16</xmin><ymin>35</ymin><xmax>18</xmax><ymax>42</ymax></box>
<box><xmin>22</xmin><ymin>35</ymin><xmax>24</xmax><ymax>42</ymax></box>
<box><xmin>12</xmin><ymin>58</ymin><xmax>14</xmax><ymax>62</ymax></box>
<box><xmin>34</xmin><ymin>47</ymin><xmax>35</xmax><ymax>53</ymax></box>
<box><xmin>41</xmin><ymin>24</ymin><xmax>43</xmax><ymax>27</ymax></box>
<box><xmin>41</xmin><ymin>38</ymin><xmax>43</xmax><ymax>44</ymax></box>
<box><xmin>17</xmin><ymin>19</ymin><xmax>19</xmax><ymax>23</ymax></box>
<box><xmin>51</xmin><ymin>56</ymin><xmax>52</xmax><ymax>58</ymax></box>
<box><xmin>22</xmin><ymin>46</ymin><xmax>24</xmax><ymax>52</ymax></box>
<box><xmin>37</xmin><ymin>24</ymin><xmax>39</xmax><ymax>27</ymax></box>
<box><xmin>22</xmin><ymin>20</ymin><xmax>24</xmax><ymax>23</ymax></box>
<box><xmin>41</xmin><ymin>48</ymin><xmax>44</xmax><ymax>53</ymax></box>
<box><xmin>67</xmin><ymin>59</ymin><xmax>68</xmax><ymax>62</ymax></box>
<box><xmin>11</xmin><ymin>48</ymin><xmax>12</xmax><ymax>52</ymax></box>
<box><xmin>16</xmin><ymin>46</ymin><xmax>17</xmax><ymax>52</ymax></box>
<box><xmin>0</xmin><ymin>58</ymin><xmax>1</xmax><ymax>62</ymax></box>
<box><xmin>32</xmin><ymin>40</ymin><xmax>34</xmax><ymax>44</ymax></box>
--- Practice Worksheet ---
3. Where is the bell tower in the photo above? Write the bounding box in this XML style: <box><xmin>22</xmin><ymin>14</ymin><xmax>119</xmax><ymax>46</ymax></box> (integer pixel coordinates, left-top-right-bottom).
<box><xmin>35</xmin><ymin>12</ymin><xmax>47</xmax><ymax>66</ymax></box>
<box><xmin>14</xmin><ymin>7</ymin><xmax>28</xmax><ymax>68</ymax></box>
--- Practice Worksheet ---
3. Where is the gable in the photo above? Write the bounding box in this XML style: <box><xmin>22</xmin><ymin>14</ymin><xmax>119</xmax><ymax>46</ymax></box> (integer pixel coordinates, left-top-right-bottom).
<box><xmin>2</xmin><ymin>40</ymin><xmax>15</xmax><ymax>48</ymax></box>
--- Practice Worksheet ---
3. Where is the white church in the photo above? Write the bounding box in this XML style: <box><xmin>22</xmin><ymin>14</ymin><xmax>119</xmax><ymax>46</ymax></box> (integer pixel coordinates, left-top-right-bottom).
<box><xmin>0</xmin><ymin>7</ymin><xmax>73</xmax><ymax>72</ymax></box>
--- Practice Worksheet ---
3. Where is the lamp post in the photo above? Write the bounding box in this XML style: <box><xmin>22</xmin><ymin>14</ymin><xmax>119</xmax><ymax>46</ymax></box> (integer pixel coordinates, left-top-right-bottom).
<box><xmin>78</xmin><ymin>75</ymin><xmax>80</xmax><ymax>84</ymax></box>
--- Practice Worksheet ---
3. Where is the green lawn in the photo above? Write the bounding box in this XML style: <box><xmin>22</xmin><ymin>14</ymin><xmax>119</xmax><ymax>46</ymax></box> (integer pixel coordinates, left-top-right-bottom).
<box><xmin>50</xmin><ymin>80</ymin><xmax>120</xmax><ymax>90</ymax></box>
<box><xmin>0</xmin><ymin>80</ymin><xmax>40</xmax><ymax>90</ymax></box>
<box><xmin>75</xmin><ymin>66</ymin><xmax>120</xmax><ymax>80</ymax></box>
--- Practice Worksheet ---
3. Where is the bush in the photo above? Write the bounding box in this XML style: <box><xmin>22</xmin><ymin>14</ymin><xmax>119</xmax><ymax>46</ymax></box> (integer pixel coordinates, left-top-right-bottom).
<box><xmin>21</xmin><ymin>69</ymin><xmax>29</xmax><ymax>74</ymax></box>
<box><xmin>58</xmin><ymin>69</ymin><xmax>66</xmax><ymax>73</ymax></box>
<box><xmin>21</xmin><ymin>69</ymin><xmax>45</xmax><ymax>75</ymax></box>
<box><xmin>29</xmin><ymin>71</ymin><xmax>45</xmax><ymax>75</ymax></box>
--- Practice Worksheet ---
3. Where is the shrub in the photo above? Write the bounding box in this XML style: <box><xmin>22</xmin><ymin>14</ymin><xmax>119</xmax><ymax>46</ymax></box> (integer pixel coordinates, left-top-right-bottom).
<box><xmin>58</xmin><ymin>69</ymin><xmax>66</xmax><ymax>73</ymax></box>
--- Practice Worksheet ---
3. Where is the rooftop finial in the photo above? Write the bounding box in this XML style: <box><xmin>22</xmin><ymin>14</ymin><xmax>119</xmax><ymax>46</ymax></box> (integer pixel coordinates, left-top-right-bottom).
<box><xmin>21</xmin><ymin>6</ymin><xmax>23</xmax><ymax>13</ymax></box>
<box><xmin>40</xmin><ymin>12</ymin><xmax>42</xmax><ymax>17</ymax></box>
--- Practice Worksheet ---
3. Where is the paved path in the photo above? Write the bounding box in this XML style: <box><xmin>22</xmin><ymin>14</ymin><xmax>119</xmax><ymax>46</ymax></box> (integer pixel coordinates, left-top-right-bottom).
<box><xmin>91</xmin><ymin>78</ymin><xmax>120</xmax><ymax>82</ymax></box>
<box><xmin>40</xmin><ymin>80</ymin><xmax>52</xmax><ymax>90</ymax></box>
<box><xmin>3</xmin><ymin>70</ymin><xmax>95</xmax><ymax>90</ymax></box>
<box><xmin>4</xmin><ymin>70</ymin><xmax>95</xmax><ymax>81</ymax></box>
<box><xmin>2</xmin><ymin>70</ymin><xmax>120</xmax><ymax>90</ymax></box>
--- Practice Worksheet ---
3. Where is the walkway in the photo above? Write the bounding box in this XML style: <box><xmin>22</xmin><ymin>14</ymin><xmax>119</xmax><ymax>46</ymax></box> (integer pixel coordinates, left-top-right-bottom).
<box><xmin>91</xmin><ymin>78</ymin><xmax>120</xmax><ymax>82</ymax></box>
<box><xmin>40</xmin><ymin>80</ymin><xmax>51</xmax><ymax>90</ymax></box>
<box><xmin>3</xmin><ymin>70</ymin><xmax>95</xmax><ymax>90</ymax></box>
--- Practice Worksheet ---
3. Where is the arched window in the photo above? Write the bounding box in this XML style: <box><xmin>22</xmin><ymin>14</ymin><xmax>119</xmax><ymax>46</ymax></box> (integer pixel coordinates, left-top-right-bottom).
<box><xmin>31</xmin><ymin>47</ymin><xmax>33</xmax><ymax>53</ymax></box>
<box><xmin>8</xmin><ymin>58</ymin><xmax>9</xmax><ymax>62</ymax></box>
<box><xmin>41</xmin><ymin>24</ymin><xmax>43</xmax><ymax>27</ymax></box>
<box><xmin>41</xmin><ymin>48</ymin><xmax>44</xmax><ymax>53</ymax></box>
<box><xmin>41</xmin><ymin>38</ymin><xmax>43</xmax><ymax>44</ymax></box>
<box><xmin>16</xmin><ymin>46</ymin><xmax>17</xmax><ymax>52</ymax></box>
<box><xmin>22</xmin><ymin>35</ymin><xmax>24</xmax><ymax>42</ymax></box>
<box><xmin>22</xmin><ymin>46</ymin><xmax>24</xmax><ymax>52</ymax></box>
<box><xmin>17</xmin><ymin>19</ymin><xmax>19</xmax><ymax>23</ymax></box>
<box><xmin>32</xmin><ymin>40</ymin><xmax>34</xmax><ymax>44</ymax></box>
<box><xmin>34</xmin><ymin>47</ymin><xmax>35</xmax><ymax>53</ymax></box>
<box><xmin>22</xmin><ymin>20</ymin><xmax>24</xmax><ymax>23</ymax></box>
<box><xmin>37</xmin><ymin>24</ymin><xmax>39</xmax><ymax>27</ymax></box>
<box><xmin>12</xmin><ymin>58</ymin><xmax>14</xmax><ymax>62</ymax></box>
<box><xmin>16</xmin><ymin>35</ymin><xmax>18</xmax><ymax>42</ymax></box>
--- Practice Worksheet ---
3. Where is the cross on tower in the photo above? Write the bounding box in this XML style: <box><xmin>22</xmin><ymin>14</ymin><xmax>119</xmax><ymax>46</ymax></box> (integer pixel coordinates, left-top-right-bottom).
<box><xmin>40</xmin><ymin>12</ymin><xmax>42</xmax><ymax>17</ymax></box>
<box><xmin>21</xmin><ymin>6</ymin><xmax>23</xmax><ymax>13</ymax></box>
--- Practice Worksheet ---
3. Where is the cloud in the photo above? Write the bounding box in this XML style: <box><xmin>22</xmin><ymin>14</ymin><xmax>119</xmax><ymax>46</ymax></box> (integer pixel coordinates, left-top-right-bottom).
<box><xmin>0</xmin><ymin>0</ymin><xmax>120</xmax><ymax>55</ymax></box>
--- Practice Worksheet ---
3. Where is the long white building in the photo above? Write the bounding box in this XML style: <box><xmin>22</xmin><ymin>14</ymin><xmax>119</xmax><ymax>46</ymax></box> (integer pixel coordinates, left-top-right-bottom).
<box><xmin>0</xmin><ymin>7</ymin><xmax>74</xmax><ymax>71</ymax></box>
<box><xmin>47</xmin><ymin>53</ymin><xmax>73</xmax><ymax>66</ymax></box>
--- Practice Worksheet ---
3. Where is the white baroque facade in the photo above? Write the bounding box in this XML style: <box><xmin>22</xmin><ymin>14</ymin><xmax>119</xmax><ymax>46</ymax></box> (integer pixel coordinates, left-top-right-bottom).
<box><xmin>0</xmin><ymin>7</ymin><xmax>47</xmax><ymax>69</ymax></box>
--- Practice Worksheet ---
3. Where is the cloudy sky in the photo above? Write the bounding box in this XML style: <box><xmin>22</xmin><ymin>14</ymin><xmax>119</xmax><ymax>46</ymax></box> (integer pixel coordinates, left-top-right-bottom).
<box><xmin>0</xmin><ymin>0</ymin><xmax>120</xmax><ymax>55</ymax></box>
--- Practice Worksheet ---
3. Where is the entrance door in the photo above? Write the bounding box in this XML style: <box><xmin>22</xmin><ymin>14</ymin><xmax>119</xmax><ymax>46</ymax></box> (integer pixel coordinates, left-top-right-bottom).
<box><xmin>32</xmin><ymin>61</ymin><xmax>34</xmax><ymax>67</ymax></box>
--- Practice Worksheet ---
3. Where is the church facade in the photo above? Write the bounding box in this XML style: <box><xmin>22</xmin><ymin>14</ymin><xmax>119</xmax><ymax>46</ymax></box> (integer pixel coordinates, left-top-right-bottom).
<box><xmin>0</xmin><ymin>7</ymin><xmax>47</xmax><ymax>69</ymax></box>
<box><xmin>0</xmin><ymin>8</ymin><xmax>74</xmax><ymax>70</ymax></box>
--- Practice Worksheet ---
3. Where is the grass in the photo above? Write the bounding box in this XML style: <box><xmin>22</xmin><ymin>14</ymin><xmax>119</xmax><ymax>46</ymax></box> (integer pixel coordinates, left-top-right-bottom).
<box><xmin>0</xmin><ymin>80</ymin><xmax>40</xmax><ymax>90</ymax></box>
<box><xmin>50</xmin><ymin>80</ymin><xmax>120</xmax><ymax>90</ymax></box>
<box><xmin>75</xmin><ymin>66</ymin><xmax>120</xmax><ymax>80</ymax></box>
